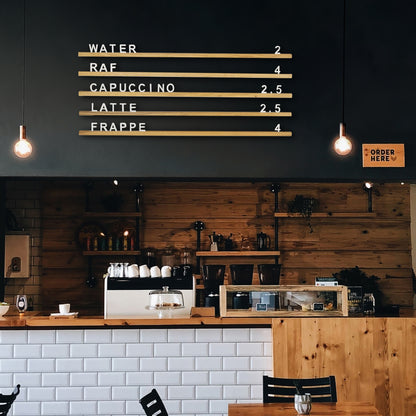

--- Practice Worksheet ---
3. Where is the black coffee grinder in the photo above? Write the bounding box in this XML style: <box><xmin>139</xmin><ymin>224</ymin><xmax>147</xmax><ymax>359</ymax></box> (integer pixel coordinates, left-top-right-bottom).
<box><xmin>229</xmin><ymin>264</ymin><xmax>254</xmax><ymax>310</ymax></box>
<box><xmin>202</xmin><ymin>265</ymin><xmax>225</xmax><ymax>315</ymax></box>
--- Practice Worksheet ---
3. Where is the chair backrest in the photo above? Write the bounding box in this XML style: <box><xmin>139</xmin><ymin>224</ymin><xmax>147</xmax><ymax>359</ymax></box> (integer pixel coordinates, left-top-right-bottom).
<box><xmin>139</xmin><ymin>388</ymin><xmax>169</xmax><ymax>416</ymax></box>
<box><xmin>263</xmin><ymin>375</ymin><xmax>337</xmax><ymax>403</ymax></box>
<box><xmin>0</xmin><ymin>385</ymin><xmax>20</xmax><ymax>416</ymax></box>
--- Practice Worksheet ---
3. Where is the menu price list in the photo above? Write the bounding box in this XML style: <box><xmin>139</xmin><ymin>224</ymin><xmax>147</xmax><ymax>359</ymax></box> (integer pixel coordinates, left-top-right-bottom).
<box><xmin>78</xmin><ymin>44</ymin><xmax>293</xmax><ymax>138</ymax></box>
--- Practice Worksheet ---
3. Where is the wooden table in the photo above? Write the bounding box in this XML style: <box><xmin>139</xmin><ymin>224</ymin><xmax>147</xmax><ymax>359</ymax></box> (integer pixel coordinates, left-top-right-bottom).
<box><xmin>228</xmin><ymin>402</ymin><xmax>381</xmax><ymax>416</ymax></box>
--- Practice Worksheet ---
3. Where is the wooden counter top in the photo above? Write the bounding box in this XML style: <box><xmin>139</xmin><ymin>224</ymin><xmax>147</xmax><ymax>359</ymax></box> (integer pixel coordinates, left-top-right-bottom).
<box><xmin>0</xmin><ymin>313</ymin><xmax>273</xmax><ymax>328</ymax></box>
<box><xmin>1</xmin><ymin>309</ymin><xmax>414</xmax><ymax>329</ymax></box>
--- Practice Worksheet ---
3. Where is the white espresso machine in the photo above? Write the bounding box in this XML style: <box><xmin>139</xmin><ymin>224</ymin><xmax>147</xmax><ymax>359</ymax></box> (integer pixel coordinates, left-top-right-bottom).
<box><xmin>104</xmin><ymin>275</ymin><xmax>195</xmax><ymax>318</ymax></box>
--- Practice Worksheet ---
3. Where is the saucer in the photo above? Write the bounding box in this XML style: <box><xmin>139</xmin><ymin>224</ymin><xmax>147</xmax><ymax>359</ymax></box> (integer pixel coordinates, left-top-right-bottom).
<box><xmin>50</xmin><ymin>312</ymin><xmax>78</xmax><ymax>317</ymax></box>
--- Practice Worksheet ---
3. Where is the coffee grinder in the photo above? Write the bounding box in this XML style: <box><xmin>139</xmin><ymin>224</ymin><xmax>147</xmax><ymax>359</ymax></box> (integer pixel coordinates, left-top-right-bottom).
<box><xmin>202</xmin><ymin>265</ymin><xmax>225</xmax><ymax>315</ymax></box>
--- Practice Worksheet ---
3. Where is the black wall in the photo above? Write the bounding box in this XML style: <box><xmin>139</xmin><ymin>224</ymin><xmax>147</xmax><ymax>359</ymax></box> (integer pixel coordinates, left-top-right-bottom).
<box><xmin>0</xmin><ymin>0</ymin><xmax>415</xmax><ymax>180</ymax></box>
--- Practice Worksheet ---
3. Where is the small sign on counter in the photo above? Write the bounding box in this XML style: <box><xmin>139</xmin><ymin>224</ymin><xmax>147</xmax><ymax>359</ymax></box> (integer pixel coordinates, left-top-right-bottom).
<box><xmin>362</xmin><ymin>143</ymin><xmax>405</xmax><ymax>167</ymax></box>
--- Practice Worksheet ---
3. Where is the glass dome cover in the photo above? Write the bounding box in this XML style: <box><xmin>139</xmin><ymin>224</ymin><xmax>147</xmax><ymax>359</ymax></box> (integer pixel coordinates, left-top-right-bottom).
<box><xmin>148</xmin><ymin>286</ymin><xmax>184</xmax><ymax>309</ymax></box>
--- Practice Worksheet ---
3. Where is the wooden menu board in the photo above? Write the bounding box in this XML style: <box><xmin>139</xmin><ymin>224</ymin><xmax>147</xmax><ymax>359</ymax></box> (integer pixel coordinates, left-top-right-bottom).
<box><xmin>77</xmin><ymin>47</ymin><xmax>293</xmax><ymax>138</ymax></box>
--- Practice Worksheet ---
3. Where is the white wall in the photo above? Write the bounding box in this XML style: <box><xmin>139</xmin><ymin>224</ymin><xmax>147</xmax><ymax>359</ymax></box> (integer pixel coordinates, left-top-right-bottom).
<box><xmin>0</xmin><ymin>327</ymin><xmax>272</xmax><ymax>416</ymax></box>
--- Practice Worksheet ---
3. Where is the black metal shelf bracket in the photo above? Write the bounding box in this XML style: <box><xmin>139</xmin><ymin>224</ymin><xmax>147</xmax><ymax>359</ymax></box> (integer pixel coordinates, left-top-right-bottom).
<box><xmin>134</xmin><ymin>183</ymin><xmax>143</xmax><ymax>263</ymax></box>
<box><xmin>134</xmin><ymin>183</ymin><xmax>144</xmax><ymax>213</ymax></box>
<box><xmin>193</xmin><ymin>220</ymin><xmax>205</xmax><ymax>272</ymax></box>
<box><xmin>363</xmin><ymin>183</ymin><xmax>373</xmax><ymax>213</ymax></box>
<box><xmin>270</xmin><ymin>183</ymin><xmax>281</xmax><ymax>261</ymax></box>
<box><xmin>86</xmin><ymin>257</ymin><xmax>97</xmax><ymax>288</ymax></box>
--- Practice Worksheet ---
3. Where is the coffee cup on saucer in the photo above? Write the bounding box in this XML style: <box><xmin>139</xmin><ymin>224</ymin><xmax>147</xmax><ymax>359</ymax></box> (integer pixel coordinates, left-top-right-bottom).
<box><xmin>59</xmin><ymin>303</ymin><xmax>70</xmax><ymax>314</ymax></box>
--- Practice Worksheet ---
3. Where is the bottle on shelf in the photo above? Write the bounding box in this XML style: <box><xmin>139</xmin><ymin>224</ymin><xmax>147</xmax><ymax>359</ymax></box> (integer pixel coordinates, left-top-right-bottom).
<box><xmin>363</xmin><ymin>293</ymin><xmax>375</xmax><ymax>315</ymax></box>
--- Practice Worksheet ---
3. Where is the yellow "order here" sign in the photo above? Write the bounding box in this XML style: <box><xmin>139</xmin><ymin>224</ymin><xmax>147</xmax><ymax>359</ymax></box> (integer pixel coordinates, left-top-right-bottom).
<box><xmin>362</xmin><ymin>144</ymin><xmax>405</xmax><ymax>168</ymax></box>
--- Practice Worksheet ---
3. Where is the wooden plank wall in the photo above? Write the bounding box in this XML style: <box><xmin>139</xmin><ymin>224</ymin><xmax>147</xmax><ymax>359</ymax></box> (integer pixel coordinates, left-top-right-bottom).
<box><xmin>40</xmin><ymin>181</ymin><xmax>413</xmax><ymax>312</ymax></box>
<box><xmin>272</xmin><ymin>317</ymin><xmax>416</xmax><ymax>416</ymax></box>
<box><xmin>276</xmin><ymin>183</ymin><xmax>412</xmax><ymax>306</ymax></box>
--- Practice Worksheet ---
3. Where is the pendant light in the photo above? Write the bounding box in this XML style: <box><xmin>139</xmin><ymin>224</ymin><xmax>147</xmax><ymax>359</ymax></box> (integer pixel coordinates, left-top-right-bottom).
<box><xmin>14</xmin><ymin>0</ymin><xmax>33</xmax><ymax>159</ymax></box>
<box><xmin>333</xmin><ymin>0</ymin><xmax>352</xmax><ymax>156</ymax></box>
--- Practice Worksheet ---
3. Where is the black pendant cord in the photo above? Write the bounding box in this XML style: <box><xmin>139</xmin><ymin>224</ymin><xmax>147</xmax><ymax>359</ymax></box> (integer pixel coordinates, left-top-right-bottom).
<box><xmin>21</xmin><ymin>0</ymin><xmax>26</xmax><ymax>126</ymax></box>
<box><xmin>341</xmin><ymin>0</ymin><xmax>346</xmax><ymax>125</ymax></box>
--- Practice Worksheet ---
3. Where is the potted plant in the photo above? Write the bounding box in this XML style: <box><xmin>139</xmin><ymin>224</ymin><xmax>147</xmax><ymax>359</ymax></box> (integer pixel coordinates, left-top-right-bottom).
<box><xmin>332</xmin><ymin>266</ymin><xmax>383</xmax><ymax>313</ymax></box>
<box><xmin>287</xmin><ymin>195</ymin><xmax>319</xmax><ymax>233</ymax></box>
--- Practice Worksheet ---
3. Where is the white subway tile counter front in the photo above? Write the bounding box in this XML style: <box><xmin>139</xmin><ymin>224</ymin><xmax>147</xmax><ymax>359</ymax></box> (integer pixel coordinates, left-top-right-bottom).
<box><xmin>0</xmin><ymin>325</ymin><xmax>273</xmax><ymax>416</ymax></box>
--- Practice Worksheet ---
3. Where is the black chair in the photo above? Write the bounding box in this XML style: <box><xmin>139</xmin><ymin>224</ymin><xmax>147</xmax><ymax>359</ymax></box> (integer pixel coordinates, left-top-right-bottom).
<box><xmin>0</xmin><ymin>384</ymin><xmax>20</xmax><ymax>416</ymax></box>
<box><xmin>263</xmin><ymin>375</ymin><xmax>337</xmax><ymax>403</ymax></box>
<box><xmin>139</xmin><ymin>388</ymin><xmax>168</xmax><ymax>416</ymax></box>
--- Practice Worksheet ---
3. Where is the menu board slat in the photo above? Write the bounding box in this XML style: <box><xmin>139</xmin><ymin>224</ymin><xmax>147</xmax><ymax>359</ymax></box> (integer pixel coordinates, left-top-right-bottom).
<box><xmin>78</xmin><ymin>52</ymin><xmax>293</xmax><ymax>59</ymax></box>
<box><xmin>78</xmin><ymin>111</ymin><xmax>292</xmax><ymax>117</ymax></box>
<box><xmin>78</xmin><ymin>91</ymin><xmax>292</xmax><ymax>98</ymax></box>
<box><xmin>78</xmin><ymin>71</ymin><xmax>292</xmax><ymax>79</ymax></box>
<box><xmin>79</xmin><ymin>130</ymin><xmax>292</xmax><ymax>137</ymax></box>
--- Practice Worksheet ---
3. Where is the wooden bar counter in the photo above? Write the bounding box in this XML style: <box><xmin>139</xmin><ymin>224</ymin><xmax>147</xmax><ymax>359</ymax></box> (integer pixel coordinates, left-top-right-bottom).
<box><xmin>0</xmin><ymin>313</ymin><xmax>273</xmax><ymax>328</ymax></box>
<box><xmin>272</xmin><ymin>316</ymin><xmax>416</xmax><ymax>416</ymax></box>
<box><xmin>1</xmin><ymin>313</ymin><xmax>416</xmax><ymax>416</ymax></box>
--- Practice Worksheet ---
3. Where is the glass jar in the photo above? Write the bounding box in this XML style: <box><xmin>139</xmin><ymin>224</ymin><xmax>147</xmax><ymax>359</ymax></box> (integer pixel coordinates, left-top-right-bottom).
<box><xmin>181</xmin><ymin>247</ymin><xmax>192</xmax><ymax>265</ymax></box>
<box><xmin>161</xmin><ymin>247</ymin><xmax>177</xmax><ymax>267</ymax></box>
<box><xmin>145</xmin><ymin>249</ymin><xmax>156</xmax><ymax>268</ymax></box>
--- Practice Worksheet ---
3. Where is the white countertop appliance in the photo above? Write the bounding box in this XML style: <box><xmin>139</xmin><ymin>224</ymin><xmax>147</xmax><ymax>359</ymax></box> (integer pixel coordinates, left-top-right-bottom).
<box><xmin>104</xmin><ymin>275</ymin><xmax>195</xmax><ymax>318</ymax></box>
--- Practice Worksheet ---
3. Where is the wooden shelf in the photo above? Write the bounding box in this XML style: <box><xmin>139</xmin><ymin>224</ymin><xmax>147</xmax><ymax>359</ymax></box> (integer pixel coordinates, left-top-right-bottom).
<box><xmin>274</xmin><ymin>212</ymin><xmax>377</xmax><ymax>218</ymax></box>
<box><xmin>196</xmin><ymin>251</ymin><xmax>280</xmax><ymax>257</ymax></box>
<box><xmin>83</xmin><ymin>212</ymin><xmax>141</xmax><ymax>217</ymax></box>
<box><xmin>83</xmin><ymin>251</ymin><xmax>141</xmax><ymax>256</ymax></box>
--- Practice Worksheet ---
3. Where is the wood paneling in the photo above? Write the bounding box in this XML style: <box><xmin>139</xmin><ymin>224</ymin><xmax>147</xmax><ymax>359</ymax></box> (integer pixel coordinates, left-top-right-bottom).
<box><xmin>41</xmin><ymin>181</ymin><xmax>413</xmax><ymax>312</ymax></box>
<box><xmin>272</xmin><ymin>317</ymin><xmax>416</xmax><ymax>416</ymax></box>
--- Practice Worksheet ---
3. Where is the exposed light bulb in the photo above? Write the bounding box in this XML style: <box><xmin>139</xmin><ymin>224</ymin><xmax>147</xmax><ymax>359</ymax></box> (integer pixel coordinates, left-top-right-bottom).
<box><xmin>364</xmin><ymin>181</ymin><xmax>373</xmax><ymax>189</ymax></box>
<box><xmin>14</xmin><ymin>125</ymin><xmax>32</xmax><ymax>158</ymax></box>
<box><xmin>333</xmin><ymin>123</ymin><xmax>352</xmax><ymax>156</ymax></box>
<box><xmin>113</xmin><ymin>179</ymin><xmax>119</xmax><ymax>186</ymax></box>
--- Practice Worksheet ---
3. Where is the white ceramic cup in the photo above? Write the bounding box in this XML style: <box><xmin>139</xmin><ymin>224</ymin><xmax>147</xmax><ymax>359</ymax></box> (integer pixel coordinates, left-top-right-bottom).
<box><xmin>126</xmin><ymin>264</ymin><xmax>139</xmax><ymax>277</ymax></box>
<box><xmin>150</xmin><ymin>266</ymin><xmax>161</xmax><ymax>278</ymax></box>
<box><xmin>161</xmin><ymin>265</ymin><xmax>172</xmax><ymax>278</ymax></box>
<box><xmin>59</xmin><ymin>303</ymin><xmax>70</xmax><ymax>314</ymax></box>
<box><xmin>139</xmin><ymin>264</ymin><xmax>150</xmax><ymax>278</ymax></box>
